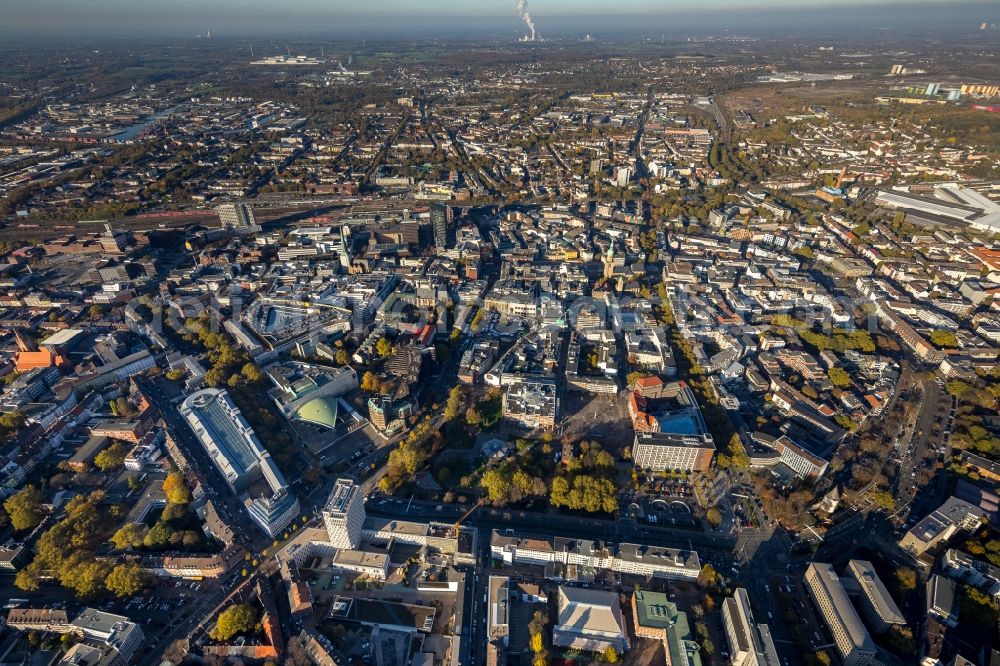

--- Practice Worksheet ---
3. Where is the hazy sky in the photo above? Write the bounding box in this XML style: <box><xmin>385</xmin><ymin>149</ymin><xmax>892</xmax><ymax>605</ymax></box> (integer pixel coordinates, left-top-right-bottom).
<box><xmin>2</xmin><ymin>0</ymin><xmax>995</xmax><ymax>36</ymax></box>
<box><xmin>1</xmin><ymin>0</ymin><xmax>986</xmax><ymax>13</ymax></box>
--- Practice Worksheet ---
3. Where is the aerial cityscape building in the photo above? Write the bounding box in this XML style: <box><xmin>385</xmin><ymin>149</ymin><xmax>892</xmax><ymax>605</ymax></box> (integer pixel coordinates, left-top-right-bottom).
<box><xmin>0</xmin><ymin>6</ymin><xmax>996</xmax><ymax>665</ymax></box>
<box><xmin>179</xmin><ymin>388</ymin><xmax>300</xmax><ymax>537</ymax></box>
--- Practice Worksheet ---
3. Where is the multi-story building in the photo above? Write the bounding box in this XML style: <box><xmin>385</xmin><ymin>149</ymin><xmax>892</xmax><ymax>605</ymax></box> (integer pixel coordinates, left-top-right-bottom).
<box><xmin>67</xmin><ymin>435</ymin><xmax>111</xmax><ymax>472</ymax></box>
<box><xmin>483</xmin><ymin>281</ymin><xmax>538</xmax><ymax>319</ymax></box>
<box><xmin>624</xmin><ymin>328</ymin><xmax>674</xmax><ymax>374</ymax></box>
<box><xmin>614</xmin><ymin>165</ymin><xmax>632</xmax><ymax>188</ymax></box>
<box><xmin>367</xmin><ymin>395</ymin><xmax>390</xmax><ymax>431</ymax></box>
<box><xmin>552</xmin><ymin>586</ymin><xmax>629</xmax><ymax>655</ymax></box>
<box><xmin>629</xmin><ymin>380</ymin><xmax>715</xmax><ymax>471</ymax></box>
<box><xmin>362</xmin><ymin>517</ymin><xmax>478</xmax><ymax>564</ymax></box>
<box><xmin>329</xmin><ymin>596</ymin><xmax>436</xmax><ymax>635</ymax></box>
<box><xmin>487</xmin><ymin>576</ymin><xmax>547</xmax><ymax>644</ymax></box>
<box><xmin>490</xmin><ymin>530</ymin><xmax>700</xmax><ymax>580</ymax></box>
<box><xmin>142</xmin><ymin>551</ymin><xmax>235</xmax><ymax>579</ymax></box>
<box><xmin>123</xmin><ymin>433</ymin><xmax>163</xmax><ymax>471</ymax></box>
<box><xmin>71</xmin><ymin>349</ymin><xmax>156</xmax><ymax>391</ymax></box>
<box><xmin>774</xmin><ymin>435</ymin><xmax>828</xmax><ymax>480</ymax></box>
<box><xmin>6</xmin><ymin>609</ymin><xmax>70</xmax><ymax>633</ymax></box>
<box><xmin>431</xmin><ymin>202</ymin><xmax>449</xmax><ymax>249</ymax></box>
<box><xmin>179</xmin><ymin>387</ymin><xmax>270</xmax><ymax>493</ymax></box>
<box><xmin>330</xmin><ymin>549</ymin><xmax>390</xmax><ymax>580</ymax></box>
<box><xmin>872</xmin><ymin>300</ymin><xmax>944</xmax><ymax>365</ymax></box>
<box><xmin>722</xmin><ymin>588</ymin><xmax>781</xmax><ymax>666</ymax></box>
<box><xmin>632</xmin><ymin>590</ymin><xmax>703</xmax><ymax>666</ymax></box>
<box><xmin>322</xmin><ymin>478</ymin><xmax>365</xmax><ymax>549</ymax></box>
<box><xmin>365</xmin><ymin>393</ymin><xmax>415</xmax><ymax>435</ymax></box>
<box><xmin>216</xmin><ymin>202</ymin><xmax>260</xmax><ymax>231</ymax></box>
<box><xmin>502</xmin><ymin>378</ymin><xmax>558</xmax><ymax>430</ymax></box>
<box><xmin>961</xmin><ymin>84</ymin><xmax>1000</xmax><ymax>97</ymax></box>
<box><xmin>632</xmin><ymin>431</ymin><xmax>715</xmax><ymax>473</ymax></box>
<box><xmin>899</xmin><ymin>496</ymin><xmax>986</xmax><ymax>556</ymax></box>
<box><xmin>457</xmin><ymin>340</ymin><xmax>498</xmax><ymax>384</ymax></box>
<box><xmin>91</xmin><ymin>419</ymin><xmax>153</xmax><ymax>445</ymax></box>
<box><xmin>71</xmin><ymin>608</ymin><xmax>146</xmax><ymax>665</ymax></box>
<box><xmin>266</xmin><ymin>362</ymin><xmax>358</xmax><ymax>429</ymax></box>
<box><xmin>927</xmin><ymin>574</ymin><xmax>959</xmax><ymax>627</ymax></box>
<box><xmin>612</xmin><ymin>543</ymin><xmax>702</xmax><ymax>580</ymax></box>
<box><xmin>0</xmin><ymin>542</ymin><xmax>29</xmax><ymax>571</ymax></box>
<box><xmin>804</xmin><ymin>563</ymin><xmax>876</xmax><ymax>666</ymax></box>
<box><xmin>957</xmin><ymin>451</ymin><xmax>1000</xmax><ymax>483</ymax></box>
<box><xmin>246</xmin><ymin>489</ymin><xmax>300</xmax><ymax>540</ymax></box>
<box><xmin>941</xmin><ymin>549</ymin><xmax>1000</xmax><ymax>600</ymax></box>
<box><xmin>277</xmin><ymin>526</ymin><xmax>388</xmax><ymax>582</ymax></box>
<box><xmin>9</xmin><ymin>608</ymin><xmax>144</xmax><ymax>666</ymax></box>
<box><xmin>845</xmin><ymin>560</ymin><xmax>906</xmax><ymax>635</ymax></box>
<box><xmin>179</xmin><ymin>388</ymin><xmax>299</xmax><ymax>538</ymax></box>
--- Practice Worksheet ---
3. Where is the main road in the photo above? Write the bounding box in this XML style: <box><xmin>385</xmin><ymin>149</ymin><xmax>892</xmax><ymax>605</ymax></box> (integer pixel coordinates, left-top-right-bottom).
<box><xmin>630</xmin><ymin>85</ymin><xmax>654</xmax><ymax>182</ymax></box>
<box><xmin>704</xmin><ymin>96</ymin><xmax>729</xmax><ymax>144</ymax></box>
<box><xmin>892</xmin><ymin>375</ymin><xmax>943</xmax><ymax>501</ymax></box>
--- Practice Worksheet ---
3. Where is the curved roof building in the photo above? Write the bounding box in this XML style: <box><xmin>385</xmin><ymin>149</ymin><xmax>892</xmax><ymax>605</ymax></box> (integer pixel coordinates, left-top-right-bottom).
<box><xmin>294</xmin><ymin>396</ymin><xmax>339</xmax><ymax>429</ymax></box>
<box><xmin>179</xmin><ymin>388</ymin><xmax>299</xmax><ymax>538</ymax></box>
<box><xmin>265</xmin><ymin>362</ymin><xmax>357</xmax><ymax>429</ymax></box>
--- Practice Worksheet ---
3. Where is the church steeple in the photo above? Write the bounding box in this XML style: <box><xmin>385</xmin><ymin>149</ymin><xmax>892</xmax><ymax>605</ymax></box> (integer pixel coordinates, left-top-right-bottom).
<box><xmin>603</xmin><ymin>239</ymin><xmax>619</xmax><ymax>280</ymax></box>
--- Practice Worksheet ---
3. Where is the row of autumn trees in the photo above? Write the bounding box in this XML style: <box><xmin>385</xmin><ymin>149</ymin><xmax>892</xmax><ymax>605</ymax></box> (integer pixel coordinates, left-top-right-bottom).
<box><xmin>109</xmin><ymin>472</ymin><xmax>207</xmax><ymax>552</ymax></box>
<box><xmin>377</xmin><ymin>379</ymin><xmax>625</xmax><ymax>515</ymax></box>
<box><xmin>945</xmin><ymin>370</ymin><xmax>1000</xmax><ymax>458</ymax></box>
<box><xmin>12</xmin><ymin>472</ymin><xmax>197</xmax><ymax>598</ymax></box>
<box><xmin>378</xmin><ymin>386</ymin><xmax>466</xmax><ymax>492</ymax></box>
<box><xmin>550</xmin><ymin>440</ymin><xmax>619</xmax><ymax>514</ymax></box>
<box><xmin>477</xmin><ymin>437</ymin><xmax>621</xmax><ymax>514</ymax></box>
<box><xmin>14</xmin><ymin>491</ymin><xmax>151</xmax><ymax>598</ymax></box>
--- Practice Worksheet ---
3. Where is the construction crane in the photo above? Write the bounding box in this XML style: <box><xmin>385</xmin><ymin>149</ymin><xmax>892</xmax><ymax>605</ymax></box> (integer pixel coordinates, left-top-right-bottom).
<box><xmin>453</xmin><ymin>499</ymin><xmax>484</xmax><ymax>537</ymax></box>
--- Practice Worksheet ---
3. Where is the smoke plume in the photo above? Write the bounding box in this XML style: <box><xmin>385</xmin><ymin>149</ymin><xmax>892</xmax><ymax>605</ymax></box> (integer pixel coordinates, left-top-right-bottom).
<box><xmin>516</xmin><ymin>0</ymin><xmax>538</xmax><ymax>41</ymax></box>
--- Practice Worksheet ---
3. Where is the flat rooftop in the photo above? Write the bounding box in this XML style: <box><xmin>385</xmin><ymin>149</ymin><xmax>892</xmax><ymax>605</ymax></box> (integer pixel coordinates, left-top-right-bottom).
<box><xmin>364</xmin><ymin>516</ymin><xmax>430</xmax><ymax>537</ymax></box>
<box><xmin>325</xmin><ymin>478</ymin><xmax>358</xmax><ymax>515</ymax></box>
<box><xmin>617</xmin><ymin>543</ymin><xmax>701</xmax><ymax>571</ymax></box>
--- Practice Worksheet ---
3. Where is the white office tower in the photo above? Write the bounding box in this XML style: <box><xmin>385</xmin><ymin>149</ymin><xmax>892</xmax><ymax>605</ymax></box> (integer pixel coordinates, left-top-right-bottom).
<box><xmin>216</xmin><ymin>202</ymin><xmax>260</xmax><ymax>232</ymax></box>
<box><xmin>722</xmin><ymin>588</ymin><xmax>781</xmax><ymax>666</ymax></box>
<box><xmin>323</xmin><ymin>478</ymin><xmax>365</xmax><ymax>549</ymax></box>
